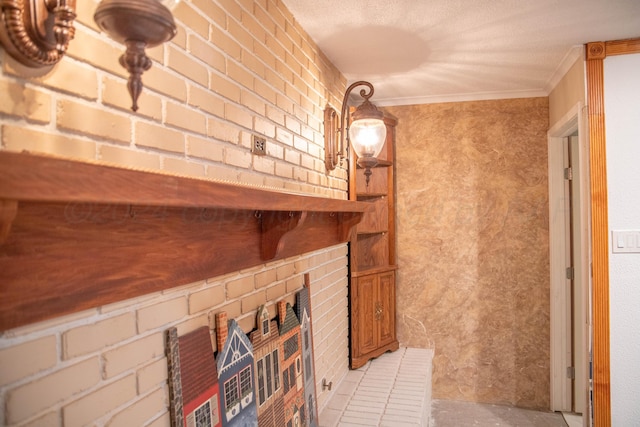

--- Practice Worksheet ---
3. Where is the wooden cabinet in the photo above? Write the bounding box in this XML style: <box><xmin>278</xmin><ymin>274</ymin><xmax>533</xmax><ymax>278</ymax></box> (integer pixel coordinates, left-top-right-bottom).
<box><xmin>350</xmin><ymin>271</ymin><xmax>397</xmax><ymax>368</ymax></box>
<box><xmin>348</xmin><ymin>115</ymin><xmax>399</xmax><ymax>369</ymax></box>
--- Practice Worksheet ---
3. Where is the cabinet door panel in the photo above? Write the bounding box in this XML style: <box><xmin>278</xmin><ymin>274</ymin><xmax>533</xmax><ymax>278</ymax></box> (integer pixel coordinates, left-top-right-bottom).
<box><xmin>377</xmin><ymin>271</ymin><xmax>396</xmax><ymax>346</ymax></box>
<box><xmin>353</xmin><ymin>275</ymin><xmax>378</xmax><ymax>356</ymax></box>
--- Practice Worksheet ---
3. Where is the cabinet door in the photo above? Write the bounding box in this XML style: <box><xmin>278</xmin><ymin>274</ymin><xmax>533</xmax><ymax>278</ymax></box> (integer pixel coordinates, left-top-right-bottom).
<box><xmin>377</xmin><ymin>271</ymin><xmax>396</xmax><ymax>347</ymax></box>
<box><xmin>352</xmin><ymin>275</ymin><xmax>378</xmax><ymax>356</ymax></box>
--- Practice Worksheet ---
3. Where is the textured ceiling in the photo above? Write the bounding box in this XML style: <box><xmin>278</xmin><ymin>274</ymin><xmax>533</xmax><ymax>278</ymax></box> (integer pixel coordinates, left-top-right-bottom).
<box><xmin>282</xmin><ymin>0</ymin><xmax>640</xmax><ymax>106</ymax></box>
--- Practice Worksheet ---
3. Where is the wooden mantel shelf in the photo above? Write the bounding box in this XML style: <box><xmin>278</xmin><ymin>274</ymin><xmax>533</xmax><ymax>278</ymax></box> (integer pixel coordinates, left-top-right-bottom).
<box><xmin>0</xmin><ymin>151</ymin><xmax>364</xmax><ymax>330</ymax></box>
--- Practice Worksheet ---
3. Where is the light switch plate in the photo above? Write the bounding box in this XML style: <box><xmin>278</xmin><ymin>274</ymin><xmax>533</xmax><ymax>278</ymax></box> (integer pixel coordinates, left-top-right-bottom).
<box><xmin>612</xmin><ymin>230</ymin><xmax>640</xmax><ymax>253</ymax></box>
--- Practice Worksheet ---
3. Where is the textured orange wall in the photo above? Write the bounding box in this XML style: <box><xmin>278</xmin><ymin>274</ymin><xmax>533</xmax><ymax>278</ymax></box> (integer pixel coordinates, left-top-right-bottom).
<box><xmin>385</xmin><ymin>97</ymin><xmax>550</xmax><ymax>409</ymax></box>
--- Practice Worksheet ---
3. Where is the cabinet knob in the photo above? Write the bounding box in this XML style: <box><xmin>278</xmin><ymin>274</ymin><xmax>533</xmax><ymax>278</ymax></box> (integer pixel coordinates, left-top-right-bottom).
<box><xmin>375</xmin><ymin>302</ymin><xmax>383</xmax><ymax>320</ymax></box>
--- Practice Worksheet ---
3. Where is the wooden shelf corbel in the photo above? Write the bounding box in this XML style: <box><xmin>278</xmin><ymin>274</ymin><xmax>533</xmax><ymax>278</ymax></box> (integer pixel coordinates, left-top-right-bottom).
<box><xmin>260</xmin><ymin>210</ymin><xmax>306</xmax><ymax>260</ymax></box>
<box><xmin>0</xmin><ymin>151</ymin><xmax>364</xmax><ymax>330</ymax></box>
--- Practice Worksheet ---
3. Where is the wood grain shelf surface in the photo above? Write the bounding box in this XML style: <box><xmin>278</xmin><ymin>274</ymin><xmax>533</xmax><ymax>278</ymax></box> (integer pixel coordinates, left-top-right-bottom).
<box><xmin>356</xmin><ymin>193</ymin><xmax>387</xmax><ymax>199</ymax></box>
<box><xmin>355</xmin><ymin>159</ymin><xmax>393</xmax><ymax>168</ymax></box>
<box><xmin>0</xmin><ymin>151</ymin><xmax>365</xmax><ymax>330</ymax></box>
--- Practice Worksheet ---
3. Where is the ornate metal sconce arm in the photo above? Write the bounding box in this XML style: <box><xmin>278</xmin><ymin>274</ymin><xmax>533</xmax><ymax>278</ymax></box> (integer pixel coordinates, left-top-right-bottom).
<box><xmin>0</xmin><ymin>0</ymin><xmax>76</xmax><ymax>67</ymax></box>
<box><xmin>324</xmin><ymin>107</ymin><xmax>341</xmax><ymax>170</ymax></box>
<box><xmin>339</xmin><ymin>81</ymin><xmax>375</xmax><ymax>152</ymax></box>
<box><xmin>51</xmin><ymin>0</ymin><xmax>76</xmax><ymax>54</ymax></box>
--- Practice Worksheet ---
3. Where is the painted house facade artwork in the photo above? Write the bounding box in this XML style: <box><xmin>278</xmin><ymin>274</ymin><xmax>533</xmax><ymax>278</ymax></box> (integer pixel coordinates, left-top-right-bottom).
<box><xmin>166</xmin><ymin>326</ymin><xmax>222</xmax><ymax>427</ymax></box>
<box><xmin>295</xmin><ymin>275</ymin><xmax>319</xmax><ymax>427</ymax></box>
<box><xmin>165</xmin><ymin>292</ymin><xmax>321</xmax><ymax>427</ymax></box>
<box><xmin>278</xmin><ymin>301</ymin><xmax>306</xmax><ymax>427</ymax></box>
<box><xmin>215</xmin><ymin>312</ymin><xmax>258</xmax><ymax>427</ymax></box>
<box><xmin>250</xmin><ymin>305</ymin><xmax>285</xmax><ymax>427</ymax></box>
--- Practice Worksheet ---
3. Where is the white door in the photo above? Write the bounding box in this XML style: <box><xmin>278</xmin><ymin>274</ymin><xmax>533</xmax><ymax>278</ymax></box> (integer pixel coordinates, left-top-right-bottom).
<box><xmin>565</xmin><ymin>134</ymin><xmax>586</xmax><ymax>415</ymax></box>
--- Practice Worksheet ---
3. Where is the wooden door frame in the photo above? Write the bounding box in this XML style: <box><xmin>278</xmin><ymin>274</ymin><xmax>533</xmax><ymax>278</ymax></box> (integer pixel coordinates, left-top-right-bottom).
<box><xmin>548</xmin><ymin>102</ymin><xmax>589</xmax><ymax>415</ymax></box>
<box><xmin>585</xmin><ymin>37</ymin><xmax>640</xmax><ymax>427</ymax></box>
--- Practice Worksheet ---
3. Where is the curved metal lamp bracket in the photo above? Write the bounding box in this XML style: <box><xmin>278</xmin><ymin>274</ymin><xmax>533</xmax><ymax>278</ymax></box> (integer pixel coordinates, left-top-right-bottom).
<box><xmin>324</xmin><ymin>106</ymin><xmax>340</xmax><ymax>171</ymax></box>
<box><xmin>0</xmin><ymin>0</ymin><xmax>76</xmax><ymax>68</ymax></box>
<box><xmin>324</xmin><ymin>81</ymin><xmax>376</xmax><ymax>171</ymax></box>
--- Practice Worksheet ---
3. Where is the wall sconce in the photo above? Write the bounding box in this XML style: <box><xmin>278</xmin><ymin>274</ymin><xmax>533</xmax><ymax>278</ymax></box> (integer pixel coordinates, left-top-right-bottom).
<box><xmin>324</xmin><ymin>81</ymin><xmax>387</xmax><ymax>184</ymax></box>
<box><xmin>0</xmin><ymin>0</ymin><xmax>178</xmax><ymax>112</ymax></box>
<box><xmin>94</xmin><ymin>0</ymin><xmax>178</xmax><ymax>112</ymax></box>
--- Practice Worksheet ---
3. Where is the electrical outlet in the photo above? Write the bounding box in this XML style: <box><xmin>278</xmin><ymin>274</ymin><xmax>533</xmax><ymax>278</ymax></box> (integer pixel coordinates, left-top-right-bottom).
<box><xmin>252</xmin><ymin>135</ymin><xmax>266</xmax><ymax>155</ymax></box>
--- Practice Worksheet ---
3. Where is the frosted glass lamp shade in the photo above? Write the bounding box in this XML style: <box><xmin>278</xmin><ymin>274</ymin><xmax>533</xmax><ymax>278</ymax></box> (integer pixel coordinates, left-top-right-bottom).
<box><xmin>349</xmin><ymin>118</ymin><xmax>387</xmax><ymax>160</ymax></box>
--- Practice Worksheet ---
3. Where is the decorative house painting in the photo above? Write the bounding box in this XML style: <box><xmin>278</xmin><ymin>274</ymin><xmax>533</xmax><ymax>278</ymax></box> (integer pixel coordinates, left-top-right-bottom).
<box><xmin>249</xmin><ymin>305</ymin><xmax>285</xmax><ymax>427</ymax></box>
<box><xmin>215</xmin><ymin>312</ymin><xmax>258</xmax><ymax>427</ymax></box>
<box><xmin>166</xmin><ymin>287</ymin><xmax>320</xmax><ymax>427</ymax></box>
<box><xmin>166</xmin><ymin>326</ymin><xmax>222</xmax><ymax>427</ymax></box>
<box><xmin>294</xmin><ymin>274</ymin><xmax>319</xmax><ymax>427</ymax></box>
<box><xmin>278</xmin><ymin>301</ymin><xmax>306</xmax><ymax>427</ymax></box>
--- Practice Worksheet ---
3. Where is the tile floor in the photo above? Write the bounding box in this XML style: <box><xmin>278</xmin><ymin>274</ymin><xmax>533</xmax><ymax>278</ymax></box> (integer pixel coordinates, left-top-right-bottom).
<box><xmin>431</xmin><ymin>400</ymin><xmax>568</xmax><ymax>426</ymax></box>
<box><xmin>319</xmin><ymin>347</ymin><xmax>572</xmax><ymax>427</ymax></box>
<box><xmin>320</xmin><ymin>347</ymin><xmax>433</xmax><ymax>426</ymax></box>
